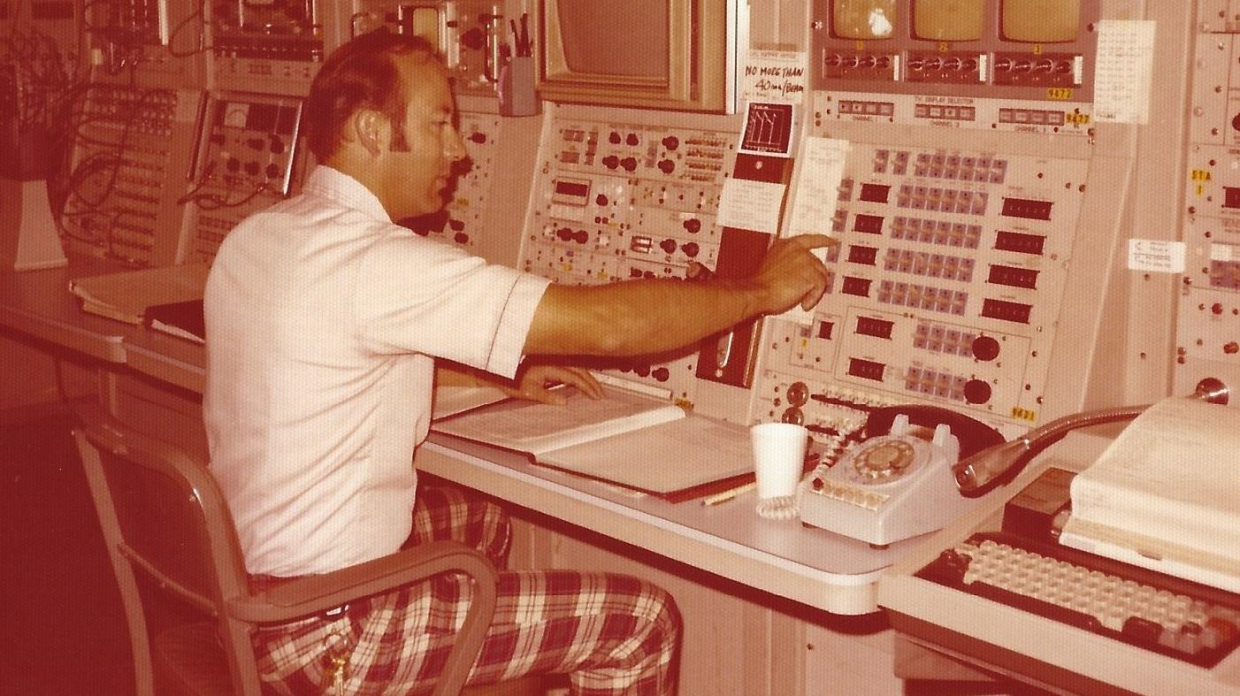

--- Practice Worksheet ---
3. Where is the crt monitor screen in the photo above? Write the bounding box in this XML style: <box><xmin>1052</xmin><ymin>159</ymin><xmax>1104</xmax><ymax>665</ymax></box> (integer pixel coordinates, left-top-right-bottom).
<box><xmin>832</xmin><ymin>0</ymin><xmax>897</xmax><ymax>40</ymax></box>
<box><xmin>1002</xmin><ymin>0</ymin><xmax>1080</xmax><ymax>43</ymax></box>
<box><xmin>555</xmin><ymin>0</ymin><xmax>669</xmax><ymax>78</ymax></box>
<box><xmin>913</xmin><ymin>0</ymin><xmax>984</xmax><ymax>42</ymax></box>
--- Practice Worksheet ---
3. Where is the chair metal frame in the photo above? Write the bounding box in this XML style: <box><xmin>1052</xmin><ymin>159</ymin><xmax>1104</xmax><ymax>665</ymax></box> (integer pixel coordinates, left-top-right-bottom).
<box><xmin>74</xmin><ymin>404</ymin><xmax>499</xmax><ymax>696</ymax></box>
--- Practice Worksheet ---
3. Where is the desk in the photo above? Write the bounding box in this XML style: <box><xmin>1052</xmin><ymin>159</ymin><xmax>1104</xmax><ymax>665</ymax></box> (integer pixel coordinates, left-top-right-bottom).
<box><xmin>0</xmin><ymin>258</ymin><xmax>916</xmax><ymax>694</ymax></box>
<box><xmin>878</xmin><ymin>430</ymin><xmax>1240</xmax><ymax>696</ymax></box>
<box><xmin>0</xmin><ymin>259</ymin><xmax>131</xmax><ymax>363</ymax></box>
<box><xmin>420</xmin><ymin>434</ymin><xmax>914</xmax><ymax>615</ymax></box>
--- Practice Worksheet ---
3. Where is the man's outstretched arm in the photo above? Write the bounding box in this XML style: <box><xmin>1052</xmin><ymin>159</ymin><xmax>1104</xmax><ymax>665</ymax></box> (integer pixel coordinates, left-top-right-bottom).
<box><xmin>523</xmin><ymin>235</ymin><xmax>835</xmax><ymax>357</ymax></box>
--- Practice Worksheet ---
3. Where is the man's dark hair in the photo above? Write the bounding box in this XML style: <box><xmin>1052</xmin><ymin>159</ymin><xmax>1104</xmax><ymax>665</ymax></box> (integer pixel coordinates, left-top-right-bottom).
<box><xmin>304</xmin><ymin>30</ymin><xmax>440</xmax><ymax>161</ymax></box>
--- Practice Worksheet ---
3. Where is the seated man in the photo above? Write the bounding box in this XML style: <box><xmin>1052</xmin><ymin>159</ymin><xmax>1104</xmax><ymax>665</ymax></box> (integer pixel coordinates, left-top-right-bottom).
<box><xmin>203</xmin><ymin>30</ymin><xmax>832</xmax><ymax>695</ymax></box>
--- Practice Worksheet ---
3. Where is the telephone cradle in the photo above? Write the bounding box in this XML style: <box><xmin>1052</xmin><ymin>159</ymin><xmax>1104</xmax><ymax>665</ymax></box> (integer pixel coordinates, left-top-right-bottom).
<box><xmin>799</xmin><ymin>405</ymin><xmax>1004</xmax><ymax>546</ymax></box>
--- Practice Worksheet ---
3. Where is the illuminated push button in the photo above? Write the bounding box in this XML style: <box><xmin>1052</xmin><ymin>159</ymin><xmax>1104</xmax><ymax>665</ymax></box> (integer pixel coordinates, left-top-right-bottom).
<box><xmin>964</xmin><ymin>379</ymin><xmax>992</xmax><ymax>405</ymax></box>
<box><xmin>972</xmin><ymin>335</ymin><xmax>1001</xmax><ymax>361</ymax></box>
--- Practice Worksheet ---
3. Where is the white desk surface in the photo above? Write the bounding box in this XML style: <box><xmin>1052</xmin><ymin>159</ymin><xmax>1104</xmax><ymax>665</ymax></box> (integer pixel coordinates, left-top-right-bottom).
<box><xmin>0</xmin><ymin>259</ymin><xmax>130</xmax><ymax>362</ymax></box>
<box><xmin>422</xmin><ymin>432</ymin><xmax>969</xmax><ymax>616</ymax></box>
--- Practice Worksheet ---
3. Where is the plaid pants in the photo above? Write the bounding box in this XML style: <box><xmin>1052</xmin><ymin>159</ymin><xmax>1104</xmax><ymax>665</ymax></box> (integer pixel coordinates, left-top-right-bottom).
<box><xmin>251</xmin><ymin>485</ymin><xmax>682</xmax><ymax>695</ymax></box>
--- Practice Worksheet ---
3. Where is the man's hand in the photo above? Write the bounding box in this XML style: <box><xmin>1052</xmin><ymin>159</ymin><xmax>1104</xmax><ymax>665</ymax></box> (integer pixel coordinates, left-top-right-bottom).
<box><xmin>497</xmin><ymin>365</ymin><xmax>603</xmax><ymax>405</ymax></box>
<box><xmin>752</xmin><ymin>235</ymin><xmax>836</xmax><ymax>314</ymax></box>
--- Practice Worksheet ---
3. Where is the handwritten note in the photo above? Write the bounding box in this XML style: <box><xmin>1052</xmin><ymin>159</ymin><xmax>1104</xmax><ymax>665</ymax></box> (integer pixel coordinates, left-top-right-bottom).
<box><xmin>786</xmin><ymin>137</ymin><xmax>850</xmax><ymax>241</ymax></box>
<box><xmin>1094</xmin><ymin>20</ymin><xmax>1156</xmax><ymax>124</ymax></box>
<box><xmin>716</xmin><ymin>178</ymin><xmax>786</xmax><ymax>234</ymax></box>
<box><xmin>741</xmin><ymin>50</ymin><xmax>808</xmax><ymax>105</ymax></box>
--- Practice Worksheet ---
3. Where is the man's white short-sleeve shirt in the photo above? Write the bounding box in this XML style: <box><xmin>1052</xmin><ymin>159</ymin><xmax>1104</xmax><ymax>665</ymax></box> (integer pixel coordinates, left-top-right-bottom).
<box><xmin>203</xmin><ymin>166</ymin><xmax>550</xmax><ymax>577</ymax></box>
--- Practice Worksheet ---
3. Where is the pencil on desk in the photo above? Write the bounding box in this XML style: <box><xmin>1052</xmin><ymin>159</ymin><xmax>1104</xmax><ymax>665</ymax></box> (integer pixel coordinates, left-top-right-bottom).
<box><xmin>701</xmin><ymin>481</ymin><xmax>757</xmax><ymax>506</ymax></box>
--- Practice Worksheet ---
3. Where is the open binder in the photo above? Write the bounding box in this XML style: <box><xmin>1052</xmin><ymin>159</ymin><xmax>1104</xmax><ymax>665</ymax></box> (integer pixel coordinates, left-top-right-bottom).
<box><xmin>431</xmin><ymin>386</ymin><xmax>759</xmax><ymax>502</ymax></box>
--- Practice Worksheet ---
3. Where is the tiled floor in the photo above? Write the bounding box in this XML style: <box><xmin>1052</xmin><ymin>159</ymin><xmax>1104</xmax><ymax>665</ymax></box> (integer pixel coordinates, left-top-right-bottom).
<box><xmin>1</xmin><ymin>407</ymin><xmax>134</xmax><ymax>696</ymax></box>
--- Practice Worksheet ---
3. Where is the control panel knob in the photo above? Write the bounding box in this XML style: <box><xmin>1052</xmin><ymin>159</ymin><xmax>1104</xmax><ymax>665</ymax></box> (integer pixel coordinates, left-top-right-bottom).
<box><xmin>626</xmin><ymin>133</ymin><xmax>639</xmax><ymax>146</ymax></box>
<box><xmin>662</xmin><ymin>136</ymin><xmax>679</xmax><ymax>150</ymax></box>
<box><xmin>652</xmin><ymin>367</ymin><xmax>670</xmax><ymax>382</ymax></box>
<box><xmin>683</xmin><ymin>218</ymin><xmax>702</xmax><ymax>234</ymax></box>
<box><xmin>786</xmin><ymin>381</ymin><xmax>810</xmax><ymax>407</ymax></box>
<box><xmin>609</xmin><ymin>131</ymin><xmax>622</xmax><ymax>144</ymax></box>
<box><xmin>602</xmin><ymin>155</ymin><xmax>620</xmax><ymax>170</ymax></box>
<box><xmin>1225</xmin><ymin>342</ymin><xmax>1239</xmax><ymax>355</ymax></box>
<box><xmin>781</xmin><ymin>406</ymin><xmax>804</xmax><ymax>425</ymax></box>
<box><xmin>971</xmin><ymin>335</ymin><xmax>1001</xmax><ymax>361</ymax></box>
<box><xmin>621</xmin><ymin>156</ymin><xmax>638</xmax><ymax>172</ymax></box>
<box><xmin>681</xmin><ymin>242</ymin><xmax>699</xmax><ymax>258</ymax></box>
<box><xmin>658</xmin><ymin>159</ymin><xmax>675</xmax><ymax>174</ymax></box>
<box><xmin>660</xmin><ymin>239</ymin><xmax>678</xmax><ymax>254</ymax></box>
<box><xmin>963</xmin><ymin>379</ymin><xmax>992</xmax><ymax>405</ymax></box>
<box><xmin>596</xmin><ymin>194</ymin><xmax>609</xmax><ymax>206</ymax></box>
<box><xmin>454</xmin><ymin>232</ymin><xmax>469</xmax><ymax>244</ymax></box>
<box><xmin>469</xmin><ymin>132</ymin><xmax>487</xmax><ymax>144</ymax></box>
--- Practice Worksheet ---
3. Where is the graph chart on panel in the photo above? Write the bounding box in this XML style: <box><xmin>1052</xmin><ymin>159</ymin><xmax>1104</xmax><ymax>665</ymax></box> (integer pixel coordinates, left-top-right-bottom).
<box><xmin>521</xmin><ymin>114</ymin><xmax>739</xmax><ymax>401</ymax></box>
<box><xmin>751</xmin><ymin>0</ymin><xmax>1106</xmax><ymax>462</ymax></box>
<box><xmin>181</xmin><ymin>93</ymin><xmax>303</xmax><ymax>264</ymax></box>
<box><xmin>400</xmin><ymin>112</ymin><xmax>503</xmax><ymax>252</ymax></box>
<box><xmin>59</xmin><ymin>84</ymin><xmax>203</xmax><ymax>267</ymax></box>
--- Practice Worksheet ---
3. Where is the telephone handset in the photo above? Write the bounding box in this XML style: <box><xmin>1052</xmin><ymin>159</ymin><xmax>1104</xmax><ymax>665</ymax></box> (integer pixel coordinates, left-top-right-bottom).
<box><xmin>799</xmin><ymin>405</ymin><xmax>1004</xmax><ymax>547</ymax></box>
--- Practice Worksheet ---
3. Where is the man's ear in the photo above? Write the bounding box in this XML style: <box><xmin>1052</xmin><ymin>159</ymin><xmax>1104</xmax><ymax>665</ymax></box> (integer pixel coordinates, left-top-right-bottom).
<box><xmin>349</xmin><ymin>108</ymin><xmax>389</xmax><ymax>157</ymax></box>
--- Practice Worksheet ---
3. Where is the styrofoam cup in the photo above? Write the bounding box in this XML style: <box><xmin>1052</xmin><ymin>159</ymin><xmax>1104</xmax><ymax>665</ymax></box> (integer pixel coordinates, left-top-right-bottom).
<box><xmin>750</xmin><ymin>422</ymin><xmax>808</xmax><ymax>499</ymax></box>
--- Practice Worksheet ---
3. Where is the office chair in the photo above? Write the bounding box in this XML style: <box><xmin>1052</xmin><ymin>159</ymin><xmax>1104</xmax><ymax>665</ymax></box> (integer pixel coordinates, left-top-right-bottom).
<box><xmin>74</xmin><ymin>404</ymin><xmax>543</xmax><ymax>696</ymax></box>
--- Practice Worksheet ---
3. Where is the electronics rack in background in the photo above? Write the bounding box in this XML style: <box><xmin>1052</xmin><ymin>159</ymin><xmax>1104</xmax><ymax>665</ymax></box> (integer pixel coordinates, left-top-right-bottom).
<box><xmin>208</xmin><ymin>0</ymin><xmax>323</xmax><ymax>95</ymax></box>
<box><xmin>59</xmin><ymin>83</ymin><xmax>204</xmax><ymax>266</ymax></box>
<box><xmin>85</xmin><ymin>0</ymin><xmax>207</xmax><ymax>87</ymax></box>
<box><xmin>519</xmin><ymin>105</ymin><xmax>741</xmax><ymax>403</ymax></box>
<box><xmin>350</xmin><ymin>0</ymin><xmax>505</xmax><ymax>97</ymax></box>
<box><xmin>747</xmin><ymin>0</ymin><xmax>1129</xmax><ymax>463</ymax></box>
<box><xmin>179</xmin><ymin>92</ymin><xmax>304</xmax><ymax>264</ymax></box>
<box><xmin>1176</xmin><ymin>2</ymin><xmax>1240</xmax><ymax>400</ymax></box>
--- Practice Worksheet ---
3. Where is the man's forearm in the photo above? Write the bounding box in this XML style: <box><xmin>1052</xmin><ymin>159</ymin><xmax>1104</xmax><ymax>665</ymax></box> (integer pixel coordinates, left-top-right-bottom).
<box><xmin>524</xmin><ymin>277</ymin><xmax>768</xmax><ymax>356</ymax></box>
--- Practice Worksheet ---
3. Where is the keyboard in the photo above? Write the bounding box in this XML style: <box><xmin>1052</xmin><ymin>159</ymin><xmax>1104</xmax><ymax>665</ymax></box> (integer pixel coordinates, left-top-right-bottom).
<box><xmin>916</xmin><ymin>531</ymin><xmax>1240</xmax><ymax>668</ymax></box>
